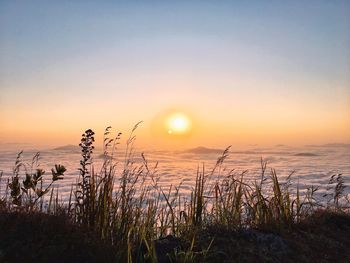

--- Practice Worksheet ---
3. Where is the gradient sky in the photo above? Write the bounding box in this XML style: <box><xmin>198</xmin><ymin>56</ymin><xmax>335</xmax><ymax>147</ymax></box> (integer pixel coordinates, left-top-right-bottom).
<box><xmin>1</xmin><ymin>1</ymin><xmax>349</xmax><ymax>149</ymax></box>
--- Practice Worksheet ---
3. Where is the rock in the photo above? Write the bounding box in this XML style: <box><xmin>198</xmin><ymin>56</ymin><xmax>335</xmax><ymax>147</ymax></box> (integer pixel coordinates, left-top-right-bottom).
<box><xmin>240</xmin><ymin>229</ymin><xmax>290</xmax><ymax>258</ymax></box>
<box><xmin>153</xmin><ymin>235</ymin><xmax>181</xmax><ymax>263</ymax></box>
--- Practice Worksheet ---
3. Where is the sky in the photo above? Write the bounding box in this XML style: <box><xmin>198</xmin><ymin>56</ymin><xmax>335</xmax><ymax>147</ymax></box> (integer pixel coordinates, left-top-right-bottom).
<box><xmin>0</xmin><ymin>1</ymin><xmax>349</xmax><ymax>149</ymax></box>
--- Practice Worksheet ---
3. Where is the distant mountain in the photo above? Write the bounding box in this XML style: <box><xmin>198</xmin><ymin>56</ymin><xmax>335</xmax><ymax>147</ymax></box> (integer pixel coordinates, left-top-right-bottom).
<box><xmin>184</xmin><ymin>146</ymin><xmax>224</xmax><ymax>154</ymax></box>
<box><xmin>306</xmin><ymin>143</ymin><xmax>350</xmax><ymax>148</ymax></box>
<box><xmin>293</xmin><ymin>152</ymin><xmax>319</xmax><ymax>157</ymax></box>
<box><xmin>53</xmin><ymin>144</ymin><xmax>80</xmax><ymax>151</ymax></box>
<box><xmin>322</xmin><ymin>143</ymin><xmax>350</xmax><ymax>147</ymax></box>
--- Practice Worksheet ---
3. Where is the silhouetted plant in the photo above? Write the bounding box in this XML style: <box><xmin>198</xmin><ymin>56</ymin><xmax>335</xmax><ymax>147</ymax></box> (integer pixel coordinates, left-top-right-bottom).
<box><xmin>7</xmin><ymin>151</ymin><xmax>66</xmax><ymax>211</ymax></box>
<box><xmin>76</xmin><ymin>129</ymin><xmax>95</xmax><ymax>226</ymax></box>
<box><xmin>324</xmin><ymin>173</ymin><xmax>346</xmax><ymax>209</ymax></box>
<box><xmin>52</xmin><ymin>165</ymin><xmax>66</xmax><ymax>181</ymax></box>
<box><xmin>9</xmin><ymin>151</ymin><xmax>23</xmax><ymax>207</ymax></box>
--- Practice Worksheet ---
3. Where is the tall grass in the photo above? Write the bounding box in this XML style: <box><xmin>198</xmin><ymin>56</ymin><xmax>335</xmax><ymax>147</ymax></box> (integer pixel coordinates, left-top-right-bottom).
<box><xmin>1</xmin><ymin>126</ymin><xmax>349</xmax><ymax>262</ymax></box>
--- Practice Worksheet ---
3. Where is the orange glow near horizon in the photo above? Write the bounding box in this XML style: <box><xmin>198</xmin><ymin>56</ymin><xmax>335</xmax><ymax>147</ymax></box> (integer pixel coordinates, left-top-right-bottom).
<box><xmin>0</xmin><ymin>102</ymin><xmax>349</xmax><ymax>150</ymax></box>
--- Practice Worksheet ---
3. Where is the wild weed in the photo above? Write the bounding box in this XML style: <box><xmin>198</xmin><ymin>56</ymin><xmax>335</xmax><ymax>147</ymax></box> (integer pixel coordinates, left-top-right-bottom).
<box><xmin>7</xmin><ymin>151</ymin><xmax>66</xmax><ymax>212</ymax></box>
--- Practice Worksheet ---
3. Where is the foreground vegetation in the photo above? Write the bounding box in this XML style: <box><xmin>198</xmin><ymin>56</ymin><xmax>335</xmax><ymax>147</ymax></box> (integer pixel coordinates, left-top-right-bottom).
<box><xmin>0</xmin><ymin>126</ymin><xmax>349</xmax><ymax>262</ymax></box>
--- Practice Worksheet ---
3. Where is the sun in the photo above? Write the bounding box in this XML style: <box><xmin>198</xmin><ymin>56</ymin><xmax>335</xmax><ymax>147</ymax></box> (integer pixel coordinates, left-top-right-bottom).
<box><xmin>166</xmin><ymin>112</ymin><xmax>192</xmax><ymax>135</ymax></box>
<box><xmin>150</xmin><ymin>109</ymin><xmax>194</xmax><ymax>139</ymax></box>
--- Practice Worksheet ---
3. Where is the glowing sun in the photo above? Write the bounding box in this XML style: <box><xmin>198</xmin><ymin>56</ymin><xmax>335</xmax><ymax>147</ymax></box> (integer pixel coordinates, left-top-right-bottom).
<box><xmin>166</xmin><ymin>112</ymin><xmax>192</xmax><ymax>135</ymax></box>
